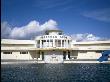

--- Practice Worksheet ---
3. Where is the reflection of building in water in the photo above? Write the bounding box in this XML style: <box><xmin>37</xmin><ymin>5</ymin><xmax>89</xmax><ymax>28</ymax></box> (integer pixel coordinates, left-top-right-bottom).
<box><xmin>1</xmin><ymin>30</ymin><xmax>110</xmax><ymax>63</ymax></box>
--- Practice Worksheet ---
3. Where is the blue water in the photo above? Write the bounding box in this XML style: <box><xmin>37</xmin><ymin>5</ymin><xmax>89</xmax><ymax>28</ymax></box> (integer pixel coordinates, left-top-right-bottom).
<box><xmin>1</xmin><ymin>63</ymin><xmax>110</xmax><ymax>82</ymax></box>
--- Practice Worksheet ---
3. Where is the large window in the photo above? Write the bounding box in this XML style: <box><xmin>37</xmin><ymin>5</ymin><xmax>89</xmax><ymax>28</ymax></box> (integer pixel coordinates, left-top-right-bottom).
<box><xmin>3</xmin><ymin>52</ymin><xmax>12</xmax><ymax>54</ymax></box>
<box><xmin>58</xmin><ymin>40</ymin><xmax>61</xmax><ymax>47</ymax></box>
<box><xmin>63</xmin><ymin>51</ymin><xmax>66</xmax><ymax>59</ymax></box>
<box><xmin>68</xmin><ymin>51</ymin><xmax>70</xmax><ymax>59</ymax></box>
<box><xmin>42</xmin><ymin>52</ymin><xmax>44</xmax><ymax>60</ymax></box>
<box><xmin>62</xmin><ymin>40</ymin><xmax>64</xmax><ymax>47</ymax></box>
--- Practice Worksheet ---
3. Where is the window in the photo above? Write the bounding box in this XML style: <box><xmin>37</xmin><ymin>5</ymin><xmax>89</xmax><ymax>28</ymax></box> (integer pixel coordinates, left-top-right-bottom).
<box><xmin>68</xmin><ymin>40</ymin><xmax>69</xmax><ymax>43</ymax></box>
<box><xmin>63</xmin><ymin>51</ymin><xmax>66</xmax><ymax>59</ymax></box>
<box><xmin>62</xmin><ymin>40</ymin><xmax>64</xmax><ymax>47</ymax></box>
<box><xmin>37</xmin><ymin>51</ymin><xmax>40</xmax><ymax>58</ymax></box>
<box><xmin>3</xmin><ymin>52</ymin><xmax>12</xmax><ymax>54</ymax></box>
<box><xmin>42</xmin><ymin>52</ymin><xmax>44</xmax><ymax>60</ymax></box>
<box><xmin>60</xmin><ymin>36</ymin><xmax>63</xmax><ymax>38</ymax></box>
<box><xmin>59</xmin><ymin>32</ymin><xmax>62</xmax><ymax>35</ymax></box>
<box><xmin>58</xmin><ymin>40</ymin><xmax>61</xmax><ymax>47</ymax></box>
<box><xmin>96</xmin><ymin>51</ymin><xmax>102</xmax><ymax>53</ymax></box>
<box><xmin>43</xmin><ymin>40</ymin><xmax>46</xmax><ymax>42</ymax></box>
<box><xmin>50</xmin><ymin>39</ymin><xmax>53</xmax><ymax>42</ymax></box>
<box><xmin>37</xmin><ymin>40</ymin><xmax>40</xmax><ymax>44</ymax></box>
<box><xmin>46</xmin><ymin>32</ymin><xmax>49</xmax><ymax>35</ymax></box>
<box><xmin>68</xmin><ymin>51</ymin><xmax>70</xmax><ymax>59</ymax></box>
<box><xmin>55</xmin><ymin>36</ymin><xmax>57</xmax><ymax>38</ymax></box>
<box><xmin>20</xmin><ymin>52</ymin><xmax>28</xmax><ymax>54</ymax></box>
<box><xmin>79</xmin><ymin>51</ymin><xmax>87</xmax><ymax>53</ymax></box>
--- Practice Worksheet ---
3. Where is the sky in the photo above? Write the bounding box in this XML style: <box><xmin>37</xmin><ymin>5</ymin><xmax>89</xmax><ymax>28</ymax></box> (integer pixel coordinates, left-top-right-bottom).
<box><xmin>1</xmin><ymin>0</ymin><xmax>110</xmax><ymax>41</ymax></box>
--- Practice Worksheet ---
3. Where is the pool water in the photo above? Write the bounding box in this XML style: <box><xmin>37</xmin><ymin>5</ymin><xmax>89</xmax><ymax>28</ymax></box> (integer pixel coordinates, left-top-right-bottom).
<box><xmin>1</xmin><ymin>63</ymin><xmax>110</xmax><ymax>82</ymax></box>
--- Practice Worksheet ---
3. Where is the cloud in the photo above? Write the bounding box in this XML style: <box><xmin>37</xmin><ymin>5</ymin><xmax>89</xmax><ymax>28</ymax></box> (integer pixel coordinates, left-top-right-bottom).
<box><xmin>1</xmin><ymin>19</ymin><xmax>109</xmax><ymax>41</ymax></box>
<box><xmin>1</xmin><ymin>22</ymin><xmax>12</xmax><ymax>39</ymax></box>
<box><xmin>70</xmin><ymin>33</ymin><xmax>108</xmax><ymax>42</ymax></box>
<box><xmin>1</xmin><ymin>19</ymin><xmax>58</xmax><ymax>39</ymax></box>
<box><xmin>82</xmin><ymin>8</ymin><xmax>110</xmax><ymax>22</ymax></box>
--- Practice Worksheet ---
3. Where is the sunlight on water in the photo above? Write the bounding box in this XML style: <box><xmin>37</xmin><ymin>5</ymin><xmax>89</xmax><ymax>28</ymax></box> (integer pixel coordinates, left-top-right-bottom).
<box><xmin>1</xmin><ymin>64</ymin><xmax>110</xmax><ymax>82</ymax></box>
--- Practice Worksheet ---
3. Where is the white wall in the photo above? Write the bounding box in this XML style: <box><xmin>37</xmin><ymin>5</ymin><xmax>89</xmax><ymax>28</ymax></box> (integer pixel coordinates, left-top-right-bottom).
<box><xmin>44</xmin><ymin>51</ymin><xmax>63</xmax><ymax>63</ymax></box>
<box><xmin>1</xmin><ymin>51</ymin><xmax>33</xmax><ymax>60</ymax></box>
<box><xmin>77</xmin><ymin>51</ymin><xmax>102</xmax><ymax>59</ymax></box>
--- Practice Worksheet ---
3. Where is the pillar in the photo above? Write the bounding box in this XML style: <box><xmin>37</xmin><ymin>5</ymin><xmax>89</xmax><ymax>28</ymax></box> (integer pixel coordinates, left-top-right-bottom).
<box><xmin>48</xmin><ymin>39</ymin><xmax>50</xmax><ymax>47</ymax></box>
<box><xmin>61</xmin><ymin>40</ymin><xmax>62</xmax><ymax>47</ymax></box>
<box><xmin>53</xmin><ymin>39</ymin><xmax>55</xmax><ymax>47</ymax></box>
<box><xmin>64</xmin><ymin>40</ymin><xmax>66</xmax><ymax>48</ymax></box>
<box><xmin>66</xmin><ymin>40</ymin><xmax>68</xmax><ymax>48</ymax></box>
<box><xmin>40</xmin><ymin>52</ymin><xmax>42</xmax><ymax>60</ymax></box>
<box><xmin>66</xmin><ymin>51</ymin><xmax>69</xmax><ymax>60</ymax></box>
<box><xmin>40</xmin><ymin>40</ymin><xmax>42</xmax><ymax>48</ymax></box>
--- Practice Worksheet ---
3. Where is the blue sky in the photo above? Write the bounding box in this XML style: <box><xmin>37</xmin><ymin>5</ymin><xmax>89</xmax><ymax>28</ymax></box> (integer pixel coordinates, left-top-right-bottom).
<box><xmin>1</xmin><ymin>0</ymin><xmax>110</xmax><ymax>40</ymax></box>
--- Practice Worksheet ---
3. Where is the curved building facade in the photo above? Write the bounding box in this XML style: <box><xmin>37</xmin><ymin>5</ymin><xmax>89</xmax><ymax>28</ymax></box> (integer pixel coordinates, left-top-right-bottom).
<box><xmin>1</xmin><ymin>30</ymin><xmax>110</xmax><ymax>63</ymax></box>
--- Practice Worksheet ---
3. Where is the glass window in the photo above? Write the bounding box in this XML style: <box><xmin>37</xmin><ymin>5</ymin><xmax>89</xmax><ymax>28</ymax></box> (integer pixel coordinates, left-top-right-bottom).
<box><xmin>68</xmin><ymin>40</ymin><xmax>70</xmax><ymax>44</ymax></box>
<box><xmin>96</xmin><ymin>51</ymin><xmax>102</xmax><ymax>53</ymax></box>
<box><xmin>58</xmin><ymin>40</ymin><xmax>61</xmax><ymax>47</ymax></box>
<box><xmin>59</xmin><ymin>32</ymin><xmax>62</xmax><ymax>35</ymax></box>
<box><xmin>50</xmin><ymin>39</ymin><xmax>53</xmax><ymax>42</ymax></box>
<box><xmin>63</xmin><ymin>51</ymin><xmax>66</xmax><ymax>59</ymax></box>
<box><xmin>3</xmin><ymin>52</ymin><xmax>12</xmax><ymax>54</ymax></box>
<box><xmin>37</xmin><ymin>40</ymin><xmax>40</xmax><ymax>44</ymax></box>
<box><xmin>55</xmin><ymin>36</ymin><xmax>57</xmax><ymax>38</ymax></box>
<box><xmin>43</xmin><ymin>40</ymin><xmax>46</xmax><ymax>42</ymax></box>
<box><xmin>20</xmin><ymin>52</ymin><xmax>28</xmax><ymax>54</ymax></box>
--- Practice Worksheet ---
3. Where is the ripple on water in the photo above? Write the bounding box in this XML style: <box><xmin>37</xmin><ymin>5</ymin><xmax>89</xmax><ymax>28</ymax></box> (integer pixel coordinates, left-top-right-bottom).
<box><xmin>1</xmin><ymin>63</ymin><xmax>110</xmax><ymax>82</ymax></box>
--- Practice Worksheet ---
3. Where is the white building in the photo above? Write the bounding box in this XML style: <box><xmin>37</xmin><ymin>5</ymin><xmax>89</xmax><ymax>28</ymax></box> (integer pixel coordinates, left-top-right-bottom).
<box><xmin>1</xmin><ymin>30</ymin><xmax>110</xmax><ymax>63</ymax></box>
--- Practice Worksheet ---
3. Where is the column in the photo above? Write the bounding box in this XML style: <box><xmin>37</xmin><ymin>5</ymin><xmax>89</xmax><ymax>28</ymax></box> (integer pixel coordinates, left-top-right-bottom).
<box><xmin>66</xmin><ymin>40</ymin><xmax>68</xmax><ymax>48</ymax></box>
<box><xmin>40</xmin><ymin>52</ymin><xmax>42</xmax><ymax>60</ymax></box>
<box><xmin>66</xmin><ymin>51</ymin><xmax>69</xmax><ymax>60</ymax></box>
<box><xmin>40</xmin><ymin>40</ymin><xmax>42</xmax><ymax>48</ymax></box>
<box><xmin>48</xmin><ymin>39</ymin><xmax>50</xmax><ymax>47</ymax></box>
<box><xmin>61</xmin><ymin>40</ymin><xmax>62</xmax><ymax>47</ymax></box>
<box><xmin>64</xmin><ymin>40</ymin><xmax>65</xmax><ymax>47</ymax></box>
<box><xmin>53</xmin><ymin>39</ymin><xmax>55</xmax><ymax>47</ymax></box>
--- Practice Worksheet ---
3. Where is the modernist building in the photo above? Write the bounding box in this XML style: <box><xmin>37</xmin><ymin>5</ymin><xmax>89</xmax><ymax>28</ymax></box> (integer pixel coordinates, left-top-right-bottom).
<box><xmin>1</xmin><ymin>30</ymin><xmax>110</xmax><ymax>63</ymax></box>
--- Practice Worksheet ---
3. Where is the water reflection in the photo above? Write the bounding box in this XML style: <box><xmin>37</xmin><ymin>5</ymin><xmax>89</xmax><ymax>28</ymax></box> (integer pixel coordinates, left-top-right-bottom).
<box><xmin>1</xmin><ymin>63</ymin><xmax>110</xmax><ymax>82</ymax></box>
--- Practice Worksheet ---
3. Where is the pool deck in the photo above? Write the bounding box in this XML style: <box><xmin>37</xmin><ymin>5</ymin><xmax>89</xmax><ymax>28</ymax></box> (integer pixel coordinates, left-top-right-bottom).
<box><xmin>1</xmin><ymin>60</ymin><xmax>110</xmax><ymax>64</ymax></box>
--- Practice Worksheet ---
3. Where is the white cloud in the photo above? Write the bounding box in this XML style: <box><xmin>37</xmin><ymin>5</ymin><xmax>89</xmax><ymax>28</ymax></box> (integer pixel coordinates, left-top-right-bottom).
<box><xmin>1</xmin><ymin>22</ymin><xmax>12</xmax><ymax>39</ymax></box>
<box><xmin>1</xmin><ymin>19</ymin><xmax>109</xmax><ymax>41</ymax></box>
<box><xmin>1</xmin><ymin>19</ymin><xmax>58</xmax><ymax>39</ymax></box>
<box><xmin>70</xmin><ymin>33</ymin><xmax>105</xmax><ymax>42</ymax></box>
<box><xmin>82</xmin><ymin>8</ymin><xmax>110</xmax><ymax>22</ymax></box>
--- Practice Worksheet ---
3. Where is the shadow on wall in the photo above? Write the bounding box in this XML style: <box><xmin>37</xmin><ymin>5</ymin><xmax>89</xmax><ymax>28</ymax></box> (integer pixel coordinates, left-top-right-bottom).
<box><xmin>29</xmin><ymin>51</ymin><xmax>38</xmax><ymax>59</ymax></box>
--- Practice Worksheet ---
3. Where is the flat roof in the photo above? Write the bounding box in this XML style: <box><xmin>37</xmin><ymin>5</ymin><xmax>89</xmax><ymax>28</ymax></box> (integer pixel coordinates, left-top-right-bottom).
<box><xmin>1</xmin><ymin>39</ymin><xmax>35</xmax><ymax>44</ymax></box>
<box><xmin>73</xmin><ymin>41</ymin><xmax>110</xmax><ymax>45</ymax></box>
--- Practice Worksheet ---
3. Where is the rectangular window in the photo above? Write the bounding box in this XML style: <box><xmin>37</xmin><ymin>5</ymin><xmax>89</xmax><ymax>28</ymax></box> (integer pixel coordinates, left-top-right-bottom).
<box><xmin>58</xmin><ymin>40</ymin><xmax>61</xmax><ymax>47</ymax></box>
<box><xmin>96</xmin><ymin>51</ymin><xmax>102</xmax><ymax>53</ymax></box>
<box><xmin>3</xmin><ymin>52</ymin><xmax>12</xmax><ymax>54</ymax></box>
<box><xmin>43</xmin><ymin>40</ymin><xmax>46</xmax><ymax>42</ymax></box>
<box><xmin>79</xmin><ymin>51</ymin><xmax>87</xmax><ymax>53</ymax></box>
<box><xmin>20</xmin><ymin>52</ymin><xmax>28</xmax><ymax>54</ymax></box>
